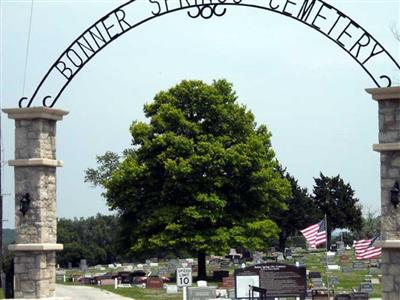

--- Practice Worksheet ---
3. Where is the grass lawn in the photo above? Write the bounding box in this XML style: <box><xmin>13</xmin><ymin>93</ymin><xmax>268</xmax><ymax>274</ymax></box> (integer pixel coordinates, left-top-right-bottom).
<box><xmin>0</xmin><ymin>288</ymin><xmax>4</xmax><ymax>299</ymax></box>
<box><xmin>99</xmin><ymin>285</ymin><xmax>182</xmax><ymax>300</ymax></box>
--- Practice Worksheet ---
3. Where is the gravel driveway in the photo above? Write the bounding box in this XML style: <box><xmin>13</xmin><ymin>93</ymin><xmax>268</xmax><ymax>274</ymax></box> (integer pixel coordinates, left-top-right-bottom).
<box><xmin>56</xmin><ymin>284</ymin><xmax>132</xmax><ymax>300</ymax></box>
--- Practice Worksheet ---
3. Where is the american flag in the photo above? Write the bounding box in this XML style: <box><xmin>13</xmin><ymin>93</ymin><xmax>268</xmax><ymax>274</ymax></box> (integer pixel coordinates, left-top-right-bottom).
<box><xmin>355</xmin><ymin>237</ymin><xmax>381</xmax><ymax>260</ymax></box>
<box><xmin>300</xmin><ymin>220</ymin><xmax>327</xmax><ymax>248</ymax></box>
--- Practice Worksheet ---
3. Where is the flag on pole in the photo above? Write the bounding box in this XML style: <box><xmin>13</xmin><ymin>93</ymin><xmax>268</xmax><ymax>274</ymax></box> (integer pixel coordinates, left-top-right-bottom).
<box><xmin>355</xmin><ymin>237</ymin><xmax>381</xmax><ymax>259</ymax></box>
<box><xmin>300</xmin><ymin>220</ymin><xmax>327</xmax><ymax>248</ymax></box>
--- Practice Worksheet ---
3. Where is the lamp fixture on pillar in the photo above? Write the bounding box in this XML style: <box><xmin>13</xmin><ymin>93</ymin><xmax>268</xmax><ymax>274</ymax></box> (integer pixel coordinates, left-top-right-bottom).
<box><xmin>390</xmin><ymin>182</ymin><xmax>399</xmax><ymax>209</ymax></box>
<box><xmin>19</xmin><ymin>193</ymin><xmax>31</xmax><ymax>216</ymax></box>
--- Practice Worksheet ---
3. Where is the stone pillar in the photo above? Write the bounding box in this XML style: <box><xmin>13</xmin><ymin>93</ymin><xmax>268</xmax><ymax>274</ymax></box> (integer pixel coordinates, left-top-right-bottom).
<box><xmin>366</xmin><ymin>86</ymin><xmax>400</xmax><ymax>300</ymax></box>
<box><xmin>3</xmin><ymin>107</ymin><xmax>68</xmax><ymax>299</ymax></box>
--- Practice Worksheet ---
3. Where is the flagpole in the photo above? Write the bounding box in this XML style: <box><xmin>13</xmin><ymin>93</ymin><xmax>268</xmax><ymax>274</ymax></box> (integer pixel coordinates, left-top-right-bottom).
<box><xmin>325</xmin><ymin>214</ymin><xmax>330</xmax><ymax>296</ymax></box>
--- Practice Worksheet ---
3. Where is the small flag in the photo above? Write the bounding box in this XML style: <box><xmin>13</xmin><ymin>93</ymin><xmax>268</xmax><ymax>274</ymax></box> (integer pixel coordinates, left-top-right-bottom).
<box><xmin>355</xmin><ymin>237</ymin><xmax>381</xmax><ymax>260</ymax></box>
<box><xmin>300</xmin><ymin>220</ymin><xmax>327</xmax><ymax>248</ymax></box>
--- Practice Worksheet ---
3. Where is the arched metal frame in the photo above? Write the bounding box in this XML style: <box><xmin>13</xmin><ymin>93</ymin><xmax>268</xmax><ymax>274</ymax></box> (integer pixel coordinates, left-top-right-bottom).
<box><xmin>18</xmin><ymin>0</ymin><xmax>400</xmax><ymax>108</ymax></box>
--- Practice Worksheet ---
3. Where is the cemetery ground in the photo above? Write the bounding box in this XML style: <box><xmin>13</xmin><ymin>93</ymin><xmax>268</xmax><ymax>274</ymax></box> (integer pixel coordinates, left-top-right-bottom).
<box><xmin>0</xmin><ymin>288</ymin><xmax>4</xmax><ymax>299</ymax></box>
<box><xmin>56</xmin><ymin>249</ymin><xmax>382</xmax><ymax>299</ymax></box>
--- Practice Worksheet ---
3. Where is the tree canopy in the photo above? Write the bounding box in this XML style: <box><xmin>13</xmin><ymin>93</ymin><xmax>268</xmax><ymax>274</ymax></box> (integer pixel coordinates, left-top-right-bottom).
<box><xmin>312</xmin><ymin>173</ymin><xmax>363</xmax><ymax>247</ymax></box>
<box><xmin>271</xmin><ymin>168</ymin><xmax>321</xmax><ymax>251</ymax></box>
<box><xmin>85</xmin><ymin>79</ymin><xmax>291</xmax><ymax>278</ymax></box>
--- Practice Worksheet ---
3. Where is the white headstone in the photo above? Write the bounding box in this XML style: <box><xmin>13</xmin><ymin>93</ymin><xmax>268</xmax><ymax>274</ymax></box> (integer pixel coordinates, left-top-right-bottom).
<box><xmin>197</xmin><ymin>280</ymin><xmax>207</xmax><ymax>287</ymax></box>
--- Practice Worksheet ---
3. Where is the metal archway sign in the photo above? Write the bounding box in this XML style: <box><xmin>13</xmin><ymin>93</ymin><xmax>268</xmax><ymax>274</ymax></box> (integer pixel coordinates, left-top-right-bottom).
<box><xmin>19</xmin><ymin>0</ymin><xmax>400</xmax><ymax>108</ymax></box>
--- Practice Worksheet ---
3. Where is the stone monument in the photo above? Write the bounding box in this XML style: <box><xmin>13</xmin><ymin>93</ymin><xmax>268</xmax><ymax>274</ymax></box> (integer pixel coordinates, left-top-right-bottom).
<box><xmin>3</xmin><ymin>107</ymin><xmax>68</xmax><ymax>299</ymax></box>
<box><xmin>366</xmin><ymin>86</ymin><xmax>400</xmax><ymax>300</ymax></box>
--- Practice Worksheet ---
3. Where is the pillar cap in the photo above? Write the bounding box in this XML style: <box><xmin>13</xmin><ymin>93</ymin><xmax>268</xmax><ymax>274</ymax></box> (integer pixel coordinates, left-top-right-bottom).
<box><xmin>375</xmin><ymin>240</ymin><xmax>400</xmax><ymax>249</ymax></box>
<box><xmin>9</xmin><ymin>158</ymin><xmax>64</xmax><ymax>167</ymax></box>
<box><xmin>365</xmin><ymin>86</ymin><xmax>400</xmax><ymax>101</ymax></box>
<box><xmin>2</xmin><ymin>107</ymin><xmax>69</xmax><ymax>121</ymax></box>
<box><xmin>8</xmin><ymin>243</ymin><xmax>63</xmax><ymax>251</ymax></box>
<box><xmin>373</xmin><ymin>143</ymin><xmax>400</xmax><ymax>152</ymax></box>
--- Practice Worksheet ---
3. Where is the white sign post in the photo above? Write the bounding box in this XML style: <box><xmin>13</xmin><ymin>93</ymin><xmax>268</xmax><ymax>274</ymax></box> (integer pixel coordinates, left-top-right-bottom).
<box><xmin>177</xmin><ymin>267</ymin><xmax>192</xmax><ymax>300</ymax></box>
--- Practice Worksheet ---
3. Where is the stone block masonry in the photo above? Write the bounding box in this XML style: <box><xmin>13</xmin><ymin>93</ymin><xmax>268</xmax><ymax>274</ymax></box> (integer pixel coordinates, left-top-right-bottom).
<box><xmin>366</xmin><ymin>86</ymin><xmax>400</xmax><ymax>300</ymax></box>
<box><xmin>3</xmin><ymin>107</ymin><xmax>68</xmax><ymax>299</ymax></box>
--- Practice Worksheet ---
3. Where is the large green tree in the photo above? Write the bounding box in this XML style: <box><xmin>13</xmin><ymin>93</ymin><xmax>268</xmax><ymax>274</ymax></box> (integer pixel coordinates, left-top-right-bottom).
<box><xmin>86</xmin><ymin>79</ymin><xmax>291</xmax><ymax>279</ymax></box>
<box><xmin>312</xmin><ymin>173</ymin><xmax>363</xmax><ymax>248</ymax></box>
<box><xmin>271</xmin><ymin>168</ymin><xmax>321</xmax><ymax>251</ymax></box>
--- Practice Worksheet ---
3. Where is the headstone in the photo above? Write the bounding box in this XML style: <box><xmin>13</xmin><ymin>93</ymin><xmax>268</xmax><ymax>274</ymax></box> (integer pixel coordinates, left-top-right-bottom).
<box><xmin>158</xmin><ymin>267</ymin><xmax>169</xmax><ymax>276</ymax></box>
<box><xmin>276</xmin><ymin>252</ymin><xmax>284</xmax><ymax>261</ymax></box>
<box><xmin>342</xmin><ymin>267</ymin><xmax>352</xmax><ymax>273</ymax></box>
<box><xmin>309</xmin><ymin>271</ymin><xmax>322</xmax><ymax>279</ymax></box>
<box><xmin>213</xmin><ymin>270</ymin><xmax>229</xmax><ymax>282</ymax></box>
<box><xmin>191</xmin><ymin>264</ymin><xmax>198</xmax><ymax>273</ymax></box>
<box><xmin>371</xmin><ymin>278</ymin><xmax>380</xmax><ymax>284</ymax></box>
<box><xmin>327</xmin><ymin>264</ymin><xmax>340</xmax><ymax>270</ymax></box>
<box><xmin>351</xmin><ymin>292</ymin><xmax>369</xmax><ymax>300</ymax></box>
<box><xmin>80</xmin><ymin>259</ymin><xmax>88</xmax><ymax>272</ymax></box>
<box><xmin>352</xmin><ymin>261</ymin><xmax>365</xmax><ymax>269</ymax></box>
<box><xmin>220</xmin><ymin>260</ymin><xmax>230</xmax><ymax>270</ymax></box>
<box><xmin>197</xmin><ymin>280</ymin><xmax>207</xmax><ymax>287</ymax></box>
<box><xmin>335</xmin><ymin>293</ymin><xmax>351</xmax><ymax>300</ymax></box>
<box><xmin>359</xmin><ymin>282</ymin><xmax>373</xmax><ymax>293</ymax></box>
<box><xmin>311</xmin><ymin>278</ymin><xmax>324</xmax><ymax>288</ymax></box>
<box><xmin>219</xmin><ymin>276</ymin><xmax>235</xmax><ymax>289</ymax></box>
<box><xmin>166</xmin><ymin>285</ymin><xmax>178</xmax><ymax>294</ymax></box>
<box><xmin>149</xmin><ymin>262</ymin><xmax>159</xmax><ymax>267</ymax></box>
<box><xmin>284</xmin><ymin>248</ymin><xmax>293</xmax><ymax>259</ymax></box>
<box><xmin>187</xmin><ymin>287</ymin><xmax>216</xmax><ymax>300</ymax></box>
<box><xmin>369</xmin><ymin>267</ymin><xmax>380</xmax><ymax>275</ymax></box>
<box><xmin>329</xmin><ymin>276</ymin><xmax>340</xmax><ymax>286</ymax></box>
<box><xmin>146</xmin><ymin>276</ymin><xmax>163</xmax><ymax>289</ymax></box>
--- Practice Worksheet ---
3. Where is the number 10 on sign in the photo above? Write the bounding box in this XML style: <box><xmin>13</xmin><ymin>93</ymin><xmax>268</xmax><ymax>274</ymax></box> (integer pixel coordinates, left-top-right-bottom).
<box><xmin>177</xmin><ymin>268</ymin><xmax>192</xmax><ymax>287</ymax></box>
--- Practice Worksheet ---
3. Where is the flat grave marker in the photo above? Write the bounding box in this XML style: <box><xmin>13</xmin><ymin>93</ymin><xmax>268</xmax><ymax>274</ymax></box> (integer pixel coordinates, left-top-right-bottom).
<box><xmin>187</xmin><ymin>287</ymin><xmax>216</xmax><ymax>300</ymax></box>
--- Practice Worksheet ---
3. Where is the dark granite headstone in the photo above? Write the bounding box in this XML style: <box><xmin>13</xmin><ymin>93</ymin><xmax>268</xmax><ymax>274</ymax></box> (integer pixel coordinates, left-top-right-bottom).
<box><xmin>351</xmin><ymin>292</ymin><xmax>369</xmax><ymax>300</ymax></box>
<box><xmin>335</xmin><ymin>293</ymin><xmax>351</xmax><ymax>300</ymax></box>
<box><xmin>213</xmin><ymin>270</ymin><xmax>229</xmax><ymax>282</ymax></box>
<box><xmin>309</xmin><ymin>271</ymin><xmax>322</xmax><ymax>279</ymax></box>
<box><xmin>187</xmin><ymin>287</ymin><xmax>216</xmax><ymax>300</ymax></box>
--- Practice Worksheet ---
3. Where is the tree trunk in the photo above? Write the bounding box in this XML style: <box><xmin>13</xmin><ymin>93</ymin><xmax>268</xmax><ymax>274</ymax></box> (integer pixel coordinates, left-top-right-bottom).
<box><xmin>278</xmin><ymin>233</ymin><xmax>287</xmax><ymax>252</ymax></box>
<box><xmin>327</xmin><ymin>228</ymin><xmax>332</xmax><ymax>250</ymax></box>
<box><xmin>197</xmin><ymin>251</ymin><xmax>206</xmax><ymax>281</ymax></box>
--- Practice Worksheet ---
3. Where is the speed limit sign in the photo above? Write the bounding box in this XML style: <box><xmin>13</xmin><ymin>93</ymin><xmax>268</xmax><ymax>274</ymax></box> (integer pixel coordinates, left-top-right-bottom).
<box><xmin>176</xmin><ymin>267</ymin><xmax>192</xmax><ymax>287</ymax></box>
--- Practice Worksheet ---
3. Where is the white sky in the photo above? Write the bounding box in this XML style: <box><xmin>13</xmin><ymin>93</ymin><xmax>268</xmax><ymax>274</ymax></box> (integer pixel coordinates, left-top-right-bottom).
<box><xmin>1</xmin><ymin>0</ymin><xmax>400</xmax><ymax>228</ymax></box>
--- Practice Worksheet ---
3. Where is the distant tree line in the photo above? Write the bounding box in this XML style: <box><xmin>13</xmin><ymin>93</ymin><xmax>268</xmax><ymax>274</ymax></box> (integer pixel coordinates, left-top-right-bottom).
<box><xmin>57</xmin><ymin>214</ymin><xmax>120</xmax><ymax>267</ymax></box>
